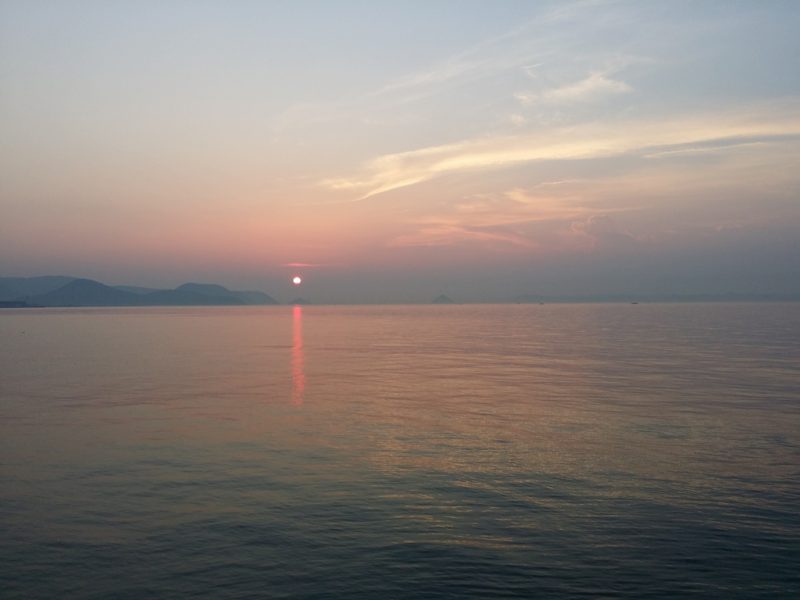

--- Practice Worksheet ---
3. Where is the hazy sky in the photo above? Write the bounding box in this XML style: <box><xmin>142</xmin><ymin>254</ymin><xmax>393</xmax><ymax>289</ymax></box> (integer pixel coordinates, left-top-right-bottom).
<box><xmin>1</xmin><ymin>0</ymin><xmax>799</xmax><ymax>302</ymax></box>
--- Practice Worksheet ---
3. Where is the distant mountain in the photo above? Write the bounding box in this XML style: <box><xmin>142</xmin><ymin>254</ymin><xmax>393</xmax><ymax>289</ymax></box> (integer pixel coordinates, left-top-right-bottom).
<box><xmin>114</xmin><ymin>285</ymin><xmax>160</xmax><ymax>295</ymax></box>
<box><xmin>176</xmin><ymin>282</ymin><xmax>278</xmax><ymax>305</ymax></box>
<box><xmin>290</xmin><ymin>297</ymin><xmax>311</xmax><ymax>305</ymax></box>
<box><xmin>0</xmin><ymin>276</ymin><xmax>77</xmax><ymax>301</ymax></box>
<box><xmin>432</xmin><ymin>294</ymin><xmax>455</xmax><ymax>304</ymax></box>
<box><xmin>16</xmin><ymin>276</ymin><xmax>280</xmax><ymax>307</ymax></box>
<box><xmin>116</xmin><ymin>282</ymin><xmax>277</xmax><ymax>304</ymax></box>
<box><xmin>176</xmin><ymin>283</ymin><xmax>233</xmax><ymax>297</ymax></box>
<box><xmin>141</xmin><ymin>289</ymin><xmax>243</xmax><ymax>306</ymax></box>
<box><xmin>30</xmin><ymin>278</ymin><xmax>141</xmax><ymax>307</ymax></box>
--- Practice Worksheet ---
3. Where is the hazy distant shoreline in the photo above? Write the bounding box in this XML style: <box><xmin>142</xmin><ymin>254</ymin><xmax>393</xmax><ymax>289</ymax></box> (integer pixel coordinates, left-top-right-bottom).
<box><xmin>0</xmin><ymin>276</ymin><xmax>278</xmax><ymax>308</ymax></box>
<box><xmin>2</xmin><ymin>275</ymin><xmax>798</xmax><ymax>308</ymax></box>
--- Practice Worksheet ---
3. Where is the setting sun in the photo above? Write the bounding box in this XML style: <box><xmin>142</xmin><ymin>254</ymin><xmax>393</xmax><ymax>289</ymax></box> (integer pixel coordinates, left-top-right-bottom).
<box><xmin>292</xmin><ymin>276</ymin><xmax>302</xmax><ymax>285</ymax></box>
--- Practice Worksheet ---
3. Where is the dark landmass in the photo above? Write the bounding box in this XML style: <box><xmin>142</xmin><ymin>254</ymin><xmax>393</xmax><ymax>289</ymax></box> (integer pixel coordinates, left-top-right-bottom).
<box><xmin>0</xmin><ymin>276</ymin><xmax>77</xmax><ymax>300</ymax></box>
<box><xmin>114</xmin><ymin>285</ymin><xmax>161</xmax><ymax>295</ymax></box>
<box><xmin>139</xmin><ymin>289</ymin><xmax>243</xmax><ymax>306</ymax></box>
<box><xmin>432</xmin><ymin>294</ymin><xmax>455</xmax><ymax>304</ymax></box>
<box><xmin>3</xmin><ymin>275</ymin><xmax>798</xmax><ymax>306</ymax></box>
<box><xmin>1</xmin><ymin>276</ymin><xmax>280</xmax><ymax>307</ymax></box>
<box><xmin>31</xmin><ymin>279</ymin><xmax>140</xmax><ymax>307</ymax></box>
<box><xmin>0</xmin><ymin>300</ymin><xmax>35</xmax><ymax>308</ymax></box>
<box><xmin>176</xmin><ymin>283</ymin><xmax>234</xmax><ymax>297</ymax></box>
<box><xmin>175</xmin><ymin>283</ymin><xmax>279</xmax><ymax>305</ymax></box>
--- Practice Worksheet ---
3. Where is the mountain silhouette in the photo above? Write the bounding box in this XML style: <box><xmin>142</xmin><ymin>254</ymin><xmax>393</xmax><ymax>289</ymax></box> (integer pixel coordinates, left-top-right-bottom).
<box><xmin>432</xmin><ymin>294</ymin><xmax>455</xmax><ymax>304</ymax></box>
<box><xmin>113</xmin><ymin>285</ymin><xmax>160</xmax><ymax>295</ymax></box>
<box><xmin>176</xmin><ymin>283</ymin><xmax>278</xmax><ymax>305</ymax></box>
<box><xmin>0</xmin><ymin>276</ymin><xmax>78</xmax><ymax>301</ymax></box>
<box><xmin>176</xmin><ymin>283</ymin><xmax>233</xmax><ymax>297</ymax></box>
<box><xmin>19</xmin><ymin>276</ymin><xmax>281</xmax><ymax>307</ymax></box>
<box><xmin>141</xmin><ymin>289</ymin><xmax>243</xmax><ymax>306</ymax></box>
<box><xmin>30</xmin><ymin>279</ymin><xmax>141</xmax><ymax>307</ymax></box>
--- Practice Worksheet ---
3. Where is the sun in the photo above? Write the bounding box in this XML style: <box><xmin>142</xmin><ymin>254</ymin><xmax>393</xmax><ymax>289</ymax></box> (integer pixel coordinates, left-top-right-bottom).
<box><xmin>292</xmin><ymin>275</ymin><xmax>302</xmax><ymax>285</ymax></box>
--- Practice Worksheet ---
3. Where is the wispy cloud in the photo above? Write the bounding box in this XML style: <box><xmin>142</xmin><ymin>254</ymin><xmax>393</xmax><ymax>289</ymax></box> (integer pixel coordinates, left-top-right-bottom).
<box><xmin>274</xmin><ymin>0</ymin><xmax>623</xmax><ymax>131</ymax></box>
<box><xmin>387</xmin><ymin>222</ymin><xmax>541</xmax><ymax>250</ymax></box>
<box><xmin>641</xmin><ymin>133</ymin><xmax>800</xmax><ymax>159</ymax></box>
<box><xmin>368</xmin><ymin>2</ymin><xmax>595</xmax><ymax>101</ymax></box>
<box><xmin>385</xmin><ymin>185</ymin><xmax>617</xmax><ymax>250</ymax></box>
<box><xmin>282</xmin><ymin>262</ymin><xmax>329</xmax><ymax>268</ymax></box>
<box><xmin>322</xmin><ymin>105</ymin><xmax>800</xmax><ymax>200</ymax></box>
<box><xmin>515</xmin><ymin>71</ymin><xmax>632</xmax><ymax>106</ymax></box>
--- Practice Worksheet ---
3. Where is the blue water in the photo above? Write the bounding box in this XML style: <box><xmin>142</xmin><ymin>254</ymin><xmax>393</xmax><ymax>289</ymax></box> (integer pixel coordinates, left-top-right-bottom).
<box><xmin>1</xmin><ymin>304</ymin><xmax>798</xmax><ymax>598</ymax></box>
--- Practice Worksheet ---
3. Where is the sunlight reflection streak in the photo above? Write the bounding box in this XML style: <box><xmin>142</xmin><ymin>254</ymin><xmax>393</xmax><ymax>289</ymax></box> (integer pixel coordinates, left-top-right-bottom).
<box><xmin>292</xmin><ymin>305</ymin><xmax>305</xmax><ymax>405</ymax></box>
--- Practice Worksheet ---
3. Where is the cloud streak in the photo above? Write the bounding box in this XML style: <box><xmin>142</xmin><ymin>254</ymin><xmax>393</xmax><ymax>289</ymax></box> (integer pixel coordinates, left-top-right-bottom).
<box><xmin>323</xmin><ymin>105</ymin><xmax>800</xmax><ymax>200</ymax></box>
<box><xmin>383</xmin><ymin>184</ymin><xmax>624</xmax><ymax>251</ymax></box>
<box><xmin>369</xmin><ymin>1</ymin><xmax>598</xmax><ymax>101</ymax></box>
<box><xmin>282</xmin><ymin>262</ymin><xmax>330</xmax><ymax>268</ymax></box>
<box><xmin>515</xmin><ymin>71</ymin><xmax>632</xmax><ymax>106</ymax></box>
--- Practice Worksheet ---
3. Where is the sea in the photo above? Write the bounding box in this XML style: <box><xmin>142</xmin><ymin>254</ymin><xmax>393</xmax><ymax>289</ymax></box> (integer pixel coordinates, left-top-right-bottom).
<box><xmin>1</xmin><ymin>304</ymin><xmax>798</xmax><ymax>599</ymax></box>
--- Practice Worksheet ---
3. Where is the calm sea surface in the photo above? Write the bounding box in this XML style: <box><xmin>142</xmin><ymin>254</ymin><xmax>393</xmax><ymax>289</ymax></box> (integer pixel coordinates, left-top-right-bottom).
<box><xmin>1</xmin><ymin>304</ymin><xmax>798</xmax><ymax>598</ymax></box>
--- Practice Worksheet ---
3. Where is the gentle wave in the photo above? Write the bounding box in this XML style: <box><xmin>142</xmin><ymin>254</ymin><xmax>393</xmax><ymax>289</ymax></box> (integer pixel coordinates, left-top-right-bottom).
<box><xmin>1</xmin><ymin>304</ymin><xmax>798</xmax><ymax>598</ymax></box>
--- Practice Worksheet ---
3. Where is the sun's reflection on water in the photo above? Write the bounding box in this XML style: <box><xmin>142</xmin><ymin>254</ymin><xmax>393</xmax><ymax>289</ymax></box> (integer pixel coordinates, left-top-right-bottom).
<box><xmin>292</xmin><ymin>305</ymin><xmax>305</xmax><ymax>405</ymax></box>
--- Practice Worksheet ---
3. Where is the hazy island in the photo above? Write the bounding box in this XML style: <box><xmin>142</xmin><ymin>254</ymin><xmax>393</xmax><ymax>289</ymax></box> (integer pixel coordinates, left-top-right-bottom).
<box><xmin>0</xmin><ymin>276</ymin><xmax>279</xmax><ymax>308</ymax></box>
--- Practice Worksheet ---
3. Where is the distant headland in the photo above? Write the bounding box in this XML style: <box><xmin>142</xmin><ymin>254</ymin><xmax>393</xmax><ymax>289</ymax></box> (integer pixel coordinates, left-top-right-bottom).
<box><xmin>0</xmin><ymin>276</ymin><xmax>279</xmax><ymax>308</ymax></box>
<box><xmin>2</xmin><ymin>275</ymin><xmax>798</xmax><ymax>307</ymax></box>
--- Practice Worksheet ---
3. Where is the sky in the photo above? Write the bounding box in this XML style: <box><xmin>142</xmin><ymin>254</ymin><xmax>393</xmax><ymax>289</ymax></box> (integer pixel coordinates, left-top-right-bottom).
<box><xmin>1</xmin><ymin>0</ymin><xmax>799</xmax><ymax>302</ymax></box>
